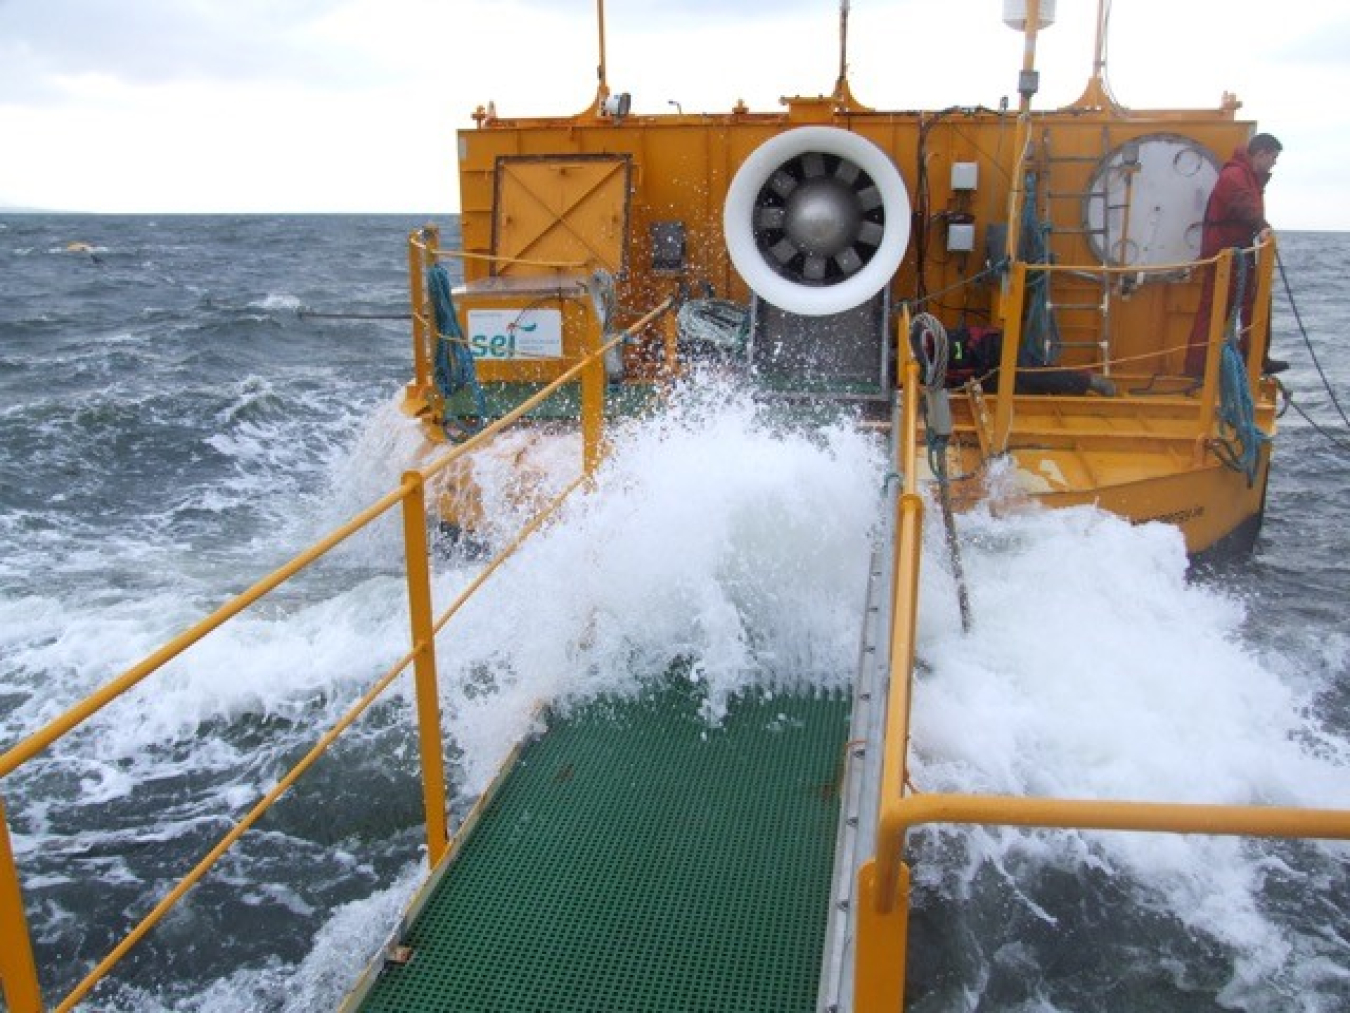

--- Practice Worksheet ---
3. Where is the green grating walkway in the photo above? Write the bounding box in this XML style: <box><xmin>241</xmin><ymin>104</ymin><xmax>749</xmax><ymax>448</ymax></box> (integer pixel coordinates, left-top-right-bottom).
<box><xmin>352</xmin><ymin>682</ymin><xmax>851</xmax><ymax>1012</ymax></box>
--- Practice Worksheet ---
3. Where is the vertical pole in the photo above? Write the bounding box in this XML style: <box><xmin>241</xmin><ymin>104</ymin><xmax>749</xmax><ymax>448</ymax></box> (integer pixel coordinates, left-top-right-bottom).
<box><xmin>994</xmin><ymin>261</ymin><xmax>1029</xmax><ymax>452</ymax></box>
<box><xmin>1248</xmin><ymin>238</ymin><xmax>1277</xmax><ymax>398</ymax></box>
<box><xmin>1198</xmin><ymin>251</ymin><xmax>1233</xmax><ymax>432</ymax></box>
<box><xmin>0</xmin><ymin>797</ymin><xmax>43</xmax><ymax>1013</ymax></box>
<box><xmin>1018</xmin><ymin>0</ymin><xmax>1042</xmax><ymax>113</ymax></box>
<box><xmin>401</xmin><ymin>474</ymin><xmax>450</xmax><ymax>867</ymax></box>
<box><xmin>854</xmin><ymin>858</ymin><xmax>910</xmax><ymax>1012</ymax></box>
<box><xmin>408</xmin><ymin>226</ymin><xmax>438</xmax><ymax>395</ymax></box>
<box><xmin>581</xmin><ymin>316</ymin><xmax>605</xmax><ymax>478</ymax></box>
<box><xmin>595</xmin><ymin>0</ymin><xmax>609</xmax><ymax>104</ymax></box>
<box><xmin>836</xmin><ymin>0</ymin><xmax>850</xmax><ymax>95</ymax></box>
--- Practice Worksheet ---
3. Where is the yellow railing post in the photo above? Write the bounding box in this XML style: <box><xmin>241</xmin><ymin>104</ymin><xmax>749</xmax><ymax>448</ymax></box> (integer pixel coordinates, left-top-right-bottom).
<box><xmin>0</xmin><ymin>796</ymin><xmax>43</xmax><ymax>1013</ymax></box>
<box><xmin>581</xmin><ymin>314</ymin><xmax>606</xmax><ymax>477</ymax></box>
<box><xmin>408</xmin><ymin>227</ymin><xmax>438</xmax><ymax>395</ymax></box>
<box><xmin>401</xmin><ymin>472</ymin><xmax>450</xmax><ymax>867</ymax></box>
<box><xmin>853</xmin><ymin>342</ymin><xmax>924</xmax><ymax>1012</ymax></box>
<box><xmin>994</xmin><ymin>260</ymin><xmax>1028</xmax><ymax>452</ymax></box>
<box><xmin>854</xmin><ymin>858</ymin><xmax>909</xmax><ymax>1012</ymax></box>
<box><xmin>1248</xmin><ymin>237</ymin><xmax>1277</xmax><ymax>398</ymax></box>
<box><xmin>1198</xmin><ymin>250</ymin><xmax>1233</xmax><ymax>432</ymax></box>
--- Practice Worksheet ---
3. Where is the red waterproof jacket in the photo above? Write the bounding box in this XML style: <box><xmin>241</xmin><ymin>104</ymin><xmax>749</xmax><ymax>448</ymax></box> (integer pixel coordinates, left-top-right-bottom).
<box><xmin>1200</xmin><ymin>147</ymin><xmax>1269</xmax><ymax>256</ymax></box>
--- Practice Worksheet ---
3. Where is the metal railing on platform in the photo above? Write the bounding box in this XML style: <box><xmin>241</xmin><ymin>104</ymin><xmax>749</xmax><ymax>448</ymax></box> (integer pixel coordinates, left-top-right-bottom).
<box><xmin>853</xmin><ymin>286</ymin><xmax>1350</xmax><ymax>1012</ymax></box>
<box><xmin>987</xmin><ymin>237</ymin><xmax>1278</xmax><ymax>454</ymax></box>
<box><xmin>0</xmin><ymin>242</ymin><xmax>671</xmax><ymax>1011</ymax></box>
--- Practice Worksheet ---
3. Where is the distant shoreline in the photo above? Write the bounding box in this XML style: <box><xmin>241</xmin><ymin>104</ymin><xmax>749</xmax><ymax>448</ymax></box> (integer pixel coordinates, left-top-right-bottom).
<box><xmin>2</xmin><ymin>210</ymin><xmax>1339</xmax><ymax>234</ymax></box>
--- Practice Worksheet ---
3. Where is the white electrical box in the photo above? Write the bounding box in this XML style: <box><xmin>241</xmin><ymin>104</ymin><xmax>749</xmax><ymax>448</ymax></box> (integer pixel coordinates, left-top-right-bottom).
<box><xmin>951</xmin><ymin>162</ymin><xmax>979</xmax><ymax>191</ymax></box>
<box><xmin>947</xmin><ymin>223</ymin><xmax>976</xmax><ymax>252</ymax></box>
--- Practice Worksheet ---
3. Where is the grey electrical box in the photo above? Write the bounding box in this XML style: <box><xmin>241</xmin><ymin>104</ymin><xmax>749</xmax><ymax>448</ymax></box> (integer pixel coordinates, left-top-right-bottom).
<box><xmin>947</xmin><ymin>223</ymin><xmax>976</xmax><ymax>252</ymax></box>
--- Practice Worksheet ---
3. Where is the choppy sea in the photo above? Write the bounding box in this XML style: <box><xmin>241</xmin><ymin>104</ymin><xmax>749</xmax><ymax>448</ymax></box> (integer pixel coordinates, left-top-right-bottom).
<box><xmin>1</xmin><ymin>215</ymin><xmax>1348</xmax><ymax>1012</ymax></box>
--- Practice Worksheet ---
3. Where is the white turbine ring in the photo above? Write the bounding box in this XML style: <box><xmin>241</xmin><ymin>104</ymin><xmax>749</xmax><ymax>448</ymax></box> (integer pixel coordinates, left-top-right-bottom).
<box><xmin>724</xmin><ymin>126</ymin><xmax>911</xmax><ymax>317</ymax></box>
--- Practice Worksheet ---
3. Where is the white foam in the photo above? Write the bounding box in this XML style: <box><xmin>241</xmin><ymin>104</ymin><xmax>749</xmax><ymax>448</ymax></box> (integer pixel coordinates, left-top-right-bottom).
<box><xmin>423</xmin><ymin>377</ymin><xmax>885</xmax><ymax>788</ymax></box>
<box><xmin>908</xmin><ymin>494</ymin><xmax>1350</xmax><ymax>1001</ymax></box>
<box><xmin>6</xmin><ymin>369</ymin><xmax>1347</xmax><ymax>1008</ymax></box>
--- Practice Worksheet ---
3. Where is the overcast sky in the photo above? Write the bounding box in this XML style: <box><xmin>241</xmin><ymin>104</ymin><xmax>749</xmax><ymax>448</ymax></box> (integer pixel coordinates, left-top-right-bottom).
<box><xmin>2</xmin><ymin>0</ymin><xmax>1348</xmax><ymax>229</ymax></box>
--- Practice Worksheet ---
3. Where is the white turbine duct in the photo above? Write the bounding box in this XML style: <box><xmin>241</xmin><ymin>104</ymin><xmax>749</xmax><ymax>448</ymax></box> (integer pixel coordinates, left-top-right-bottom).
<box><xmin>723</xmin><ymin>126</ymin><xmax>911</xmax><ymax>317</ymax></box>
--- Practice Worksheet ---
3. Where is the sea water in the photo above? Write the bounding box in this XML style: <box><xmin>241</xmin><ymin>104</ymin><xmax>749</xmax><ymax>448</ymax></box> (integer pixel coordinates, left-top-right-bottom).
<box><xmin>1</xmin><ymin>216</ymin><xmax>1348</xmax><ymax>1011</ymax></box>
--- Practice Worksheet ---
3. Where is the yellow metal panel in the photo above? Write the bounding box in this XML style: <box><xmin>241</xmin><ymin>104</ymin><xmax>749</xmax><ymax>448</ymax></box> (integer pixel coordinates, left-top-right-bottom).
<box><xmin>493</xmin><ymin>156</ymin><xmax>630</xmax><ymax>276</ymax></box>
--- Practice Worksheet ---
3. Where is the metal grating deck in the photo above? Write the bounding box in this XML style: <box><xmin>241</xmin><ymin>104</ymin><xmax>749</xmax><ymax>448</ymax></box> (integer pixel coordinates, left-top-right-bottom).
<box><xmin>353</xmin><ymin>682</ymin><xmax>851</xmax><ymax>1012</ymax></box>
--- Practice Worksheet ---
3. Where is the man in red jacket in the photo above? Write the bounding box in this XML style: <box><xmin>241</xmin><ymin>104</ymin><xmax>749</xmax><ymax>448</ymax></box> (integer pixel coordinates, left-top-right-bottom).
<box><xmin>1185</xmin><ymin>133</ymin><xmax>1287</xmax><ymax>377</ymax></box>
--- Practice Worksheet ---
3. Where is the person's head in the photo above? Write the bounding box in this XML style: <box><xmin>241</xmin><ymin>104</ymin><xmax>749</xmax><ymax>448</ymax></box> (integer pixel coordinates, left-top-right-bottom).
<box><xmin>1248</xmin><ymin>133</ymin><xmax>1282</xmax><ymax>176</ymax></box>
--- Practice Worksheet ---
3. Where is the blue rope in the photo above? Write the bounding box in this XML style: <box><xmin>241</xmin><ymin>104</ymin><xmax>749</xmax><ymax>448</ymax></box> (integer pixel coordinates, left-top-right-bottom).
<box><xmin>1018</xmin><ymin>172</ymin><xmax>1061</xmax><ymax>368</ymax></box>
<box><xmin>427</xmin><ymin>263</ymin><xmax>486</xmax><ymax>439</ymax></box>
<box><xmin>1213</xmin><ymin>251</ymin><xmax>1269</xmax><ymax>485</ymax></box>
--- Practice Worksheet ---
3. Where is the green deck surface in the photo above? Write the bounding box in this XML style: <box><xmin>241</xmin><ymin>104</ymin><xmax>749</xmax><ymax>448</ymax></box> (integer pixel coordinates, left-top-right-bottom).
<box><xmin>354</xmin><ymin>682</ymin><xmax>851</xmax><ymax>1012</ymax></box>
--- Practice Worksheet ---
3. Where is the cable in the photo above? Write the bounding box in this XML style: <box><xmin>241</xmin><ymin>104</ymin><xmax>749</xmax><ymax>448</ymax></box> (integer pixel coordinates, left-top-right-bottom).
<box><xmin>1276</xmin><ymin>250</ymin><xmax>1350</xmax><ymax>429</ymax></box>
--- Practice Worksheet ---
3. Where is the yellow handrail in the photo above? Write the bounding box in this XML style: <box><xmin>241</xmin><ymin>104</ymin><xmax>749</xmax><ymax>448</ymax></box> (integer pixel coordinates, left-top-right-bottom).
<box><xmin>991</xmin><ymin>236</ymin><xmax>1277</xmax><ymax>453</ymax></box>
<box><xmin>853</xmin><ymin>310</ymin><xmax>925</xmax><ymax>1012</ymax></box>
<box><xmin>0</xmin><ymin>483</ymin><xmax>410</xmax><ymax>779</ymax></box>
<box><xmin>854</xmin><ymin>233</ymin><xmax>1344</xmax><ymax>1012</ymax></box>
<box><xmin>0</xmin><ymin>266</ymin><xmax>672</xmax><ymax>1011</ymax></box>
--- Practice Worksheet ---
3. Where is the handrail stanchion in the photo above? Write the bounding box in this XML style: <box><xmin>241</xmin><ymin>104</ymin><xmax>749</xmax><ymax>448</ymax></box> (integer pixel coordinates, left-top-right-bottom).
<box><xmin>401</xmin><ymin>472</ymin><xmax>450</xmax><ymax>867</ymax></box>
<box><xmin>408</xmin><ymin>227</ymin><xmax>438</xmax><ymax>395</ymax></box>
<box><xmin>854</xmin><ymin>318</ymin><xmax>924</xmax><ymax>1012</ymax></box>
<box><xmin>0</xmin><ymin>797</ymin><xmax>43</xmax><ymax>1013</ymax></box>
<box><xmin>1198</xmin><ymin>249</ymin><xmax>1233</xmax><ymax>435</ymax></box>
<box><xmin>994</xmin><ymin>260</ymin><xmax>1028</xmax><ymax>452</ymax></box>
<box><xmin>1248</xmin><ymin>236</ymin><xmax>1277</xmax><ymax>399</ymax></box>
<box><xmin>581</xmin><ymin>313</ymin><xmax>605</xmax><ymax>478</ymax></box>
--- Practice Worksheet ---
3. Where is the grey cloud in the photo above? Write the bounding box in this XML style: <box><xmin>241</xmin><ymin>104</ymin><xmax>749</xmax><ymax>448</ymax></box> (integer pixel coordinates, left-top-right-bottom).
<box><xmin>0</xmin><ymin>0</ymin><xmax>377</xmax><ymax>103</ymax></box>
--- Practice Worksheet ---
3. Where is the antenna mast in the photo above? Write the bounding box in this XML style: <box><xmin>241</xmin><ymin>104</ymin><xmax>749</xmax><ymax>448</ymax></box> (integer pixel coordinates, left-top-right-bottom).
<box><xmin>595</xmin><ymin>0</ymin><xmax>610</xmax><ymax>102</ymax></box>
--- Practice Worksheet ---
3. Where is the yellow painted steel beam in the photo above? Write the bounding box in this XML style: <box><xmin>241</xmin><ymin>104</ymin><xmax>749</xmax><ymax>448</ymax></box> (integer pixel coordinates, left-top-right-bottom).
<box><xmin>409</xmin><ymin>227</ymin><xmax>435</xmax><ymax>393</ymax></box>
<box><xmin>854</xmin><ymin>858</ymin><xmax>909</xmax><ymax>1013</ymax></box>
<box><xmin>883</xmin><ymin>791</ymin><xmax>1350</xmax><ymax>844</ymax></box>
<box><xmin>0</xmin><ymin>797</ymin><xmax>42</xmax><ymax>1013</ymax></box>
<box><xmin>581</xmin><ymin>314</ymin><xmax>604</xmax><ymax>477</ymax></box>
<box><xmin>875</xmin><ymin>340</ymin><xmax>924</xmax><ymax>911</ymax></box>
<box><xmin>994</xmin><ymin>261</ymin><xmax>1028</xmax><ymax>452</ymax></box>
<box><xmin>402</xmin><ymin>472</ymin><xmax>450</xmax><ymax>867</ymax></box>
<box><xmin>1248</xmin><ymin>237</ymin><xmax>1277</xmax><ymax>399</ymax></box>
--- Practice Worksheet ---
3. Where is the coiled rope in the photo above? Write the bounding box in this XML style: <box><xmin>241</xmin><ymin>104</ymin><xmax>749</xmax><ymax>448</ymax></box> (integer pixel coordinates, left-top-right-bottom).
<box><xmin>428</xmin><ymin>263</ymin><xmax>487</xmax><ymax>441</ymax></box>
<box><xmin>676</xmin><ymin>298</ymin><xmax>749</xmax><ymax>354</ymax></box>
<box><xmin>910</xmin><ymin>312</ymin><xmax>971</xmax><ymax>632</ymax></box>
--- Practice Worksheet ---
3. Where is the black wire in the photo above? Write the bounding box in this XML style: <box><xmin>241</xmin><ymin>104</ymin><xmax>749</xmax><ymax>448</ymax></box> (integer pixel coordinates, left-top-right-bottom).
<box><xmin>900</xmin><ymin>260</ymin><xmax>1007</xmax><ymax>316</ymax></box>
<box><xmin>298</xmin><ymin>310</ymin><xmax>411</xmax><ymax>320</ymax></box>
<box><xmin>1276</xmin><ymin>249</ymin><xmax>1350</xmax><ymax>429</ymax></box>
<box><xmin>1282</xmin><ymin>391</ymin><xmax>1350</xmax><ymax>454</ymax></box>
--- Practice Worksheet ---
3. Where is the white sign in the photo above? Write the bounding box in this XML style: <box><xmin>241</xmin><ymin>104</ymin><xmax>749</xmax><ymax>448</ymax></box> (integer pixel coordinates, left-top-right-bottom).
<box><xmin>466</xmin><ymin>308</ymin><xmax>563</xmax><ymax>360</ymax></box>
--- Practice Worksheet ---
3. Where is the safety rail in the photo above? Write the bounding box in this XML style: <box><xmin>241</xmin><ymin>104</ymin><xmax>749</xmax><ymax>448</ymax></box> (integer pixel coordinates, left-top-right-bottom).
<box><xmin>0</xmin><ymin>268</ymin><xmax>672</xmax><ymax>1011</ymax></box>
<box><xmin>853</xmin><ymin>250</ymin><xmax>1350</xmax><ymax>1012</ymax></box>
<box><xmin>989</xmin><ymin>236</ymin><xmax>1278</xmax><ymax>454</ymax></box>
